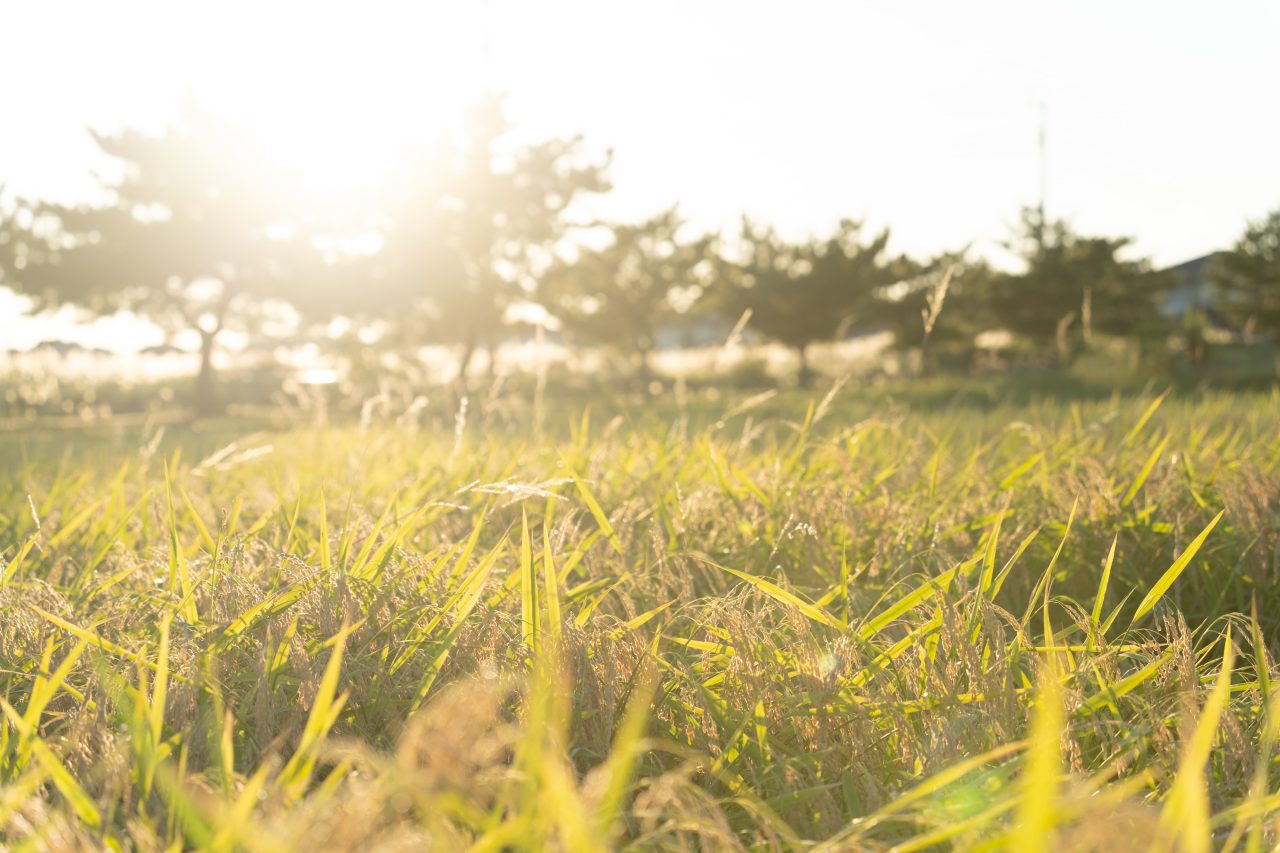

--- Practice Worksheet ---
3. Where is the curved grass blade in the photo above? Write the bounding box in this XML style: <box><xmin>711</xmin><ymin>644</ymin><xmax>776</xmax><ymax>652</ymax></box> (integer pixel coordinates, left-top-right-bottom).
<box><xmin>1130</xmin><ymin>510</ymin><xmax>1224</xmax><ymax>627</ymax></box>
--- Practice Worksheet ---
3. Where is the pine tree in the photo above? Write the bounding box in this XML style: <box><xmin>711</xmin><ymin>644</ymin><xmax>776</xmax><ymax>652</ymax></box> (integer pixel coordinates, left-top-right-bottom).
<box><xmin>540</xmin><ymin>207</ymin><xmax>713</xmax><ymax>384</ymax></box>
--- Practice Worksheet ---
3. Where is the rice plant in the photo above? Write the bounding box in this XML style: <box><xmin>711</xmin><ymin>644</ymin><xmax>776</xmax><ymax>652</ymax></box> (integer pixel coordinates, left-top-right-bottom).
<box><xmin>3</xmin><ymin>387</ymin><xmax>1280</xmax><ymax>849</ymax></box>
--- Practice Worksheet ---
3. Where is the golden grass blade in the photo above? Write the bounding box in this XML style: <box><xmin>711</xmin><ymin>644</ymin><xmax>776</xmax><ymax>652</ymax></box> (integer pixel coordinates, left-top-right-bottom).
<box><xmin>408</xmin><ymin>542</ymin><xmax>505</xmax><ymax>708</ymax></box>
<box><xmin>1122</xmin><ymin>387</ymin><xmax>1171</xmax><ymax>447</ymax></box>
<box><xmin>1013</xmin><ymin>668</ymin><xmax>1063</xmax><ymax>852</ymax></box>
<box><xmin>0</xmin><ymin>535</ymin><xmax>39</xmax><ymax>587</ymax></box>
<box><xmin>592</xmin><ymin>663</ymin><xmax>659</xmax><ymax>839</ymax></box>
<box><xmin>541</xmin><ymin>521</ymin><xmax>561</xmax><ymax>641</ymax></box>
<box><xmin>520</xmin><ymin>510</ymin><xmax>538</xmax><ymax>652</ymax></box>
<box><xmin>859</xmin><ymin>564</ymin><xmax>962</xmax><ymax>641</ymax></box>
<box><xmin>977</xmin><ymin>505</ymin><xmax>1005</xmax><ymax>601</ymax></box>
<box><xmin>999</xmin><ymin>451</ymin><xmax>1043</xmax><ymax>490</ymax></box>
<box><xmin>702</xmin><ymin>557</ymin><xmax>845</xmax><ymax>629</ymax></box>
<box><xmin>27</xmin><ymin>604</ymin><xmax>191</xmax><ymax>684</ymax></box>
<box><xmin>164</xmin><ymin>462</ymin><xmax>198</xmax><ymax>624</ymax></box>
<box><xmin>568</xmin><ymin>469</ymin><xmax>624</xmax><ymax>556</ymax></box>
<box><xmin>1021</xmin><ymin>497</ymin><xmax>1078</xmax><ymax>628</ymax></box>
<box><xmin>865</xmin><ymin>741</ymin><xmax>1026</xmax><ymax>823</ymax></box>
<box><xmin>1074</xmin><ymin>650</ymin><xmax>1173</xmax><ymax>718</ymax></box>
<box><xmin>1</xmin><ymin>699</ymin><xmax>101</xmax><ymax>829</ymax></box>
<box><xmin>990</xmin><ymin>526</ymin><xmax>1041</xmax><ymax>601</ymax></box>
<box><xmin>1122</xmin><ymin>432</ymin><xmax>1170</xmax><ymax>506</ymax></box>
<box><xmin>1130</xmin><ymin>509</ymin><xmax>1225</xmax><ymax>627</ymax></box>
<box><xmin>280</xmin><ymin>625</ymin><xmax>350</xmax><ymax>800</ymax></box>
<box><xmin>1090</xmin><ymin>534</ymin><xmax>1118</xmax><ymax>631</ymax></box>
<box><xmin>1158</xmin><ymin>632</ymin><xmax>1235</xmax><ymax>853</ymax></box>
<box><xmin>150</xmin><ymin>613</ymin><xmax>171</xmax><ymax>746</ymax></box>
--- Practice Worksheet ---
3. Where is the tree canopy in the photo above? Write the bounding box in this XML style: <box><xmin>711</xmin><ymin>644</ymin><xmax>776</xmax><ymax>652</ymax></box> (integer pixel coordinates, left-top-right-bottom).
<box><xmin>723</xmin><ymin>219</ymin><xmax>897</xmax><ymax>385</ymax></box>
<box><xmin>5</xmin><ymin>97</ymin><xmax>1255</xmax><ymax>404</ymax></box>
<box><xmin>994</xmin><ymin>208</ymin><xmax>1167</xmax><ymax>359</ymax></box>
<box><xmin>540</xmin><ymin>207</ymin><xmax>712</xmax><ymax>381</ymax></box>
<box><xmin>1211</xmin><ymin>207</ymin><xmax>1280</xmax><ymax>339</ymax></box>
<box><xmin>0</xmin><ymin>106</ymin><xmax>338</xmax><ymax>411</ymax></box>
<box><xmin>360</xmin><ymin>95</ymin><xmax>611</xmax><ymax>386</ymax></box>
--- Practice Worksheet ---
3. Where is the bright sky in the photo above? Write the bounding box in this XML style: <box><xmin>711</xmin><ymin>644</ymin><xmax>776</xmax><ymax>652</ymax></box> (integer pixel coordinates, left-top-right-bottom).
<box><xmin>3</xmin><ymin>0</ymin><xmax>1279</xmax><ymax>350</ymax></box>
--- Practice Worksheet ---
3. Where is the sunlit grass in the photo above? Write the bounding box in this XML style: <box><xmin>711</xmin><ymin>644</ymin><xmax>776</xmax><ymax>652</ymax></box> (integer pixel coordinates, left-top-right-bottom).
<box><xmin>2</xmin><ymin>388</ymin><xmax>1280</xmax><ymax>849</ymax></box>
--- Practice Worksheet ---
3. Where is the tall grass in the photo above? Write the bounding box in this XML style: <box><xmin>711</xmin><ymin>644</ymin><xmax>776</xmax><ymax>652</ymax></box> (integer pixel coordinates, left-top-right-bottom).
<box><xmin>2</xmin><ymin>388</ymin><xmax>1280</xmax><ymax>849</ymax></box>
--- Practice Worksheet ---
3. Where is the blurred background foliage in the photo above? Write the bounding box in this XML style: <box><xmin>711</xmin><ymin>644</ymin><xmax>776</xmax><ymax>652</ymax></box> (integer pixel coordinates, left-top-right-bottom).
<box><xmin>2</xmin><ymin>95</ymin><xmax>1279</xmax><ymax>421</ymax></box>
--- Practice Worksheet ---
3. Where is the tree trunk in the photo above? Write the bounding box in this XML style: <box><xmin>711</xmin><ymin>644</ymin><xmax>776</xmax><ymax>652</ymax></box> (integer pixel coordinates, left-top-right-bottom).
<box><xmin>183</xmin><ymin>293</ymin><xmax>229</xmax><ymax>419</ymax></box>
<box><xmin>795</xmin><ymin>344</ymin><xmax>812</xmax><ymax>389</ymax></box>
<box><xmin>1054</xmin><ymin>312</ymin><xmax>1079</xmax><ymax>367</ymax></box>
<box><xmin>1081</xmin><ymin>286</ymin><xmax>1093</xmax><ymax>348</ymax></box>
<box><xmin>193</xmin><ymin>328</ymin><xmax>222</xmax><ymax>417</ymax></box>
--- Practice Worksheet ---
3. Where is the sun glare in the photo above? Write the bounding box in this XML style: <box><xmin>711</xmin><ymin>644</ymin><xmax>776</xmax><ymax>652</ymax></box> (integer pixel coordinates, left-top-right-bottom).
<box><xmin>184</xmin><ymin>3</ymin><xmax>488</xmax><ymax>200</ymax></box>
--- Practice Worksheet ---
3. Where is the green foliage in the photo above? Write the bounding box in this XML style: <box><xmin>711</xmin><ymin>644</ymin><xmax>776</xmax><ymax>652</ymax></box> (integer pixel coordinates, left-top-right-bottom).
<box><xmin>1</xmin><ymin>389</ymin><xmax>1279</xmax><ymax>848</ymax></box>
<box><xmin>994</xmin><ymin>208</ymin><xmax>1171</xmax><ymax>358</ymax></box>
<box><xmin>877</xmin><ymin>253</ymin><xmax>998</xmax><ymax>363</ymax></box>
<box><xmin>0</xmin><ymin>96</ymin><xmax>612</xmax><ymax>400</ymax></box>
<box><xmin>0</xmin><ymin>105</ymin><xmax>344</xmax><ymax>411</ymax></box>
<box><xmin>1212</xmin><ymin>206</ymin><xmax>1280</xmax><ymax>338</ymax></box>
<box><xmin>1</xmin><ymin>113</ymin><xmax>299</xmax><ymax>316</ymax></box>
<box><xmin>363</xmin><ymin>94</ymin><xmax>611</xmax><ymax>376</ymax></box>
<box><xmin>722</xmin><ymin>218</ymin><xmax>901</xmax><ymax>385</ymax></box>
<box><xmin>540</xmin><ymin>207</ymin><xmax>713</xmax><ymax>376</ymax></box>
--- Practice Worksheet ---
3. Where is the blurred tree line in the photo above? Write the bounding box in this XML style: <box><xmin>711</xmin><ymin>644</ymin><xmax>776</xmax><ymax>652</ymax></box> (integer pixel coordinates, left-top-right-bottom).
<box><xmin>2</xmin><ymin>96</ymin><xmax>1279</xmax><ymax>412</ymax></box>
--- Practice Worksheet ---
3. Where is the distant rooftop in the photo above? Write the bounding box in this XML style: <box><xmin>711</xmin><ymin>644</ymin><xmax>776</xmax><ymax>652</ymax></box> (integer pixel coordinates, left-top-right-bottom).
<box><xmin>1159</xmin><ymin>251</ymin><xmax>1229</xmax><ymax>323</ymax></box>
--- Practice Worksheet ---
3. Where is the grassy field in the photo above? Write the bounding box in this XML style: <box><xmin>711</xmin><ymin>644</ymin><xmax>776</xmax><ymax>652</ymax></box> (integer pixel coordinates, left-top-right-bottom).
<box><xmin>3</xmin><ymin>386</ymin><xmax>1280</xmax><ymax>850</ymax></box>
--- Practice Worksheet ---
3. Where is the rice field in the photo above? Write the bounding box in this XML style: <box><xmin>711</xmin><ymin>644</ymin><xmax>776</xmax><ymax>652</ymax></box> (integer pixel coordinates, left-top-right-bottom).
<box><xmin>3</xmin><ymin>387</ymin><xmax>1280</xmax><ymax>850</ymax></box>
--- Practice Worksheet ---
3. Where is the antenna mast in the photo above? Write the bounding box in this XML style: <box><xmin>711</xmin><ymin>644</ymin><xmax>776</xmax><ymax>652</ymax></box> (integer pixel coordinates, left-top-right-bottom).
<box><xmin>1038</xmin><ymin>100</ymin><xmax>1048</xmax><ymax>224</ymax></box>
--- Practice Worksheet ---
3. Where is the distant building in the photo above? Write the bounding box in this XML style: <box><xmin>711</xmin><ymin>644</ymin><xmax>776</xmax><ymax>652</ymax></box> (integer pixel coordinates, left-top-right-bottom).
<box><xmin>1159</xmin><ymin>252</ymin><xmax>1231</xmax><ymax>327</ymax></box>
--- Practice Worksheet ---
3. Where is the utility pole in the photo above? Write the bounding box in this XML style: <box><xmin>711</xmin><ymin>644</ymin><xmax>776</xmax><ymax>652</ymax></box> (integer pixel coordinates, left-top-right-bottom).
<box><xmin>1028</xmin><ymin>98</ymin><xmax>1048</xmax><ymax>250</ymax></box>
<box><xmin>1038</xmin><ymin>99</ymin><xmax>1048</xmax><ymax>227</ymax></box>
